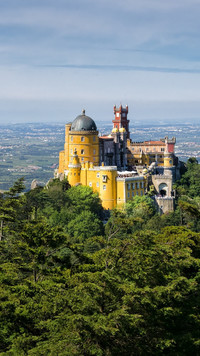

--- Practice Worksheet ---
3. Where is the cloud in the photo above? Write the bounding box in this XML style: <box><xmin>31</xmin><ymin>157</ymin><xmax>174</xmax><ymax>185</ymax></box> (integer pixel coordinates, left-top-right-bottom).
<box><xmin>41</xmin><ymin>63</ymin><xmax>200</xmax><ymax>74</ymax></box>
<box><xmin>0</xmin><ymin>0</ymin><xmax>200</xmax><ymax>122</ymax></box>
<box><xmin>0</xmin><ymin>0</ymin><xmax>200</xmax><ymax>50</ymax></box>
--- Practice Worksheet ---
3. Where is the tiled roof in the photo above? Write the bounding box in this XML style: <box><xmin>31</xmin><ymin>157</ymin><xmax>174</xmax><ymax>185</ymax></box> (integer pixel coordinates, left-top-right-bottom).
<box><xmin>132</xmin><ymin>140</ymin><xmax>164</xmax><ymax>145</ymax></box>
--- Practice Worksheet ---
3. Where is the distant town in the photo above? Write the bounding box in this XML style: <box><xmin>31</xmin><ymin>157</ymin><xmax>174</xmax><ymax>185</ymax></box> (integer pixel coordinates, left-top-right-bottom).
<box><xmin>0</xmin><ymin>121</ymin><xmax>199</xmax><ymax>191</ymax></box>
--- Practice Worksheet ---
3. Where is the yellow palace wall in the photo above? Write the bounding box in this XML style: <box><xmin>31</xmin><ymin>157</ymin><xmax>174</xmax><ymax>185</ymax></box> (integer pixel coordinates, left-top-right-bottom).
<box><xmin>58</xmin><ymin>124</ymin><xmax>99</xmax><ymax>173</ymax></box>
<box><xmin>80</xmin><ymin>164</ymin><xmax>118</xmax><ymax>210</ymax></box>
<box><xmin>67</xmin><ymin>160</ymin><xmax>146</xmax><ymax>210</ymax></box>
<box><xmin>68</xmin><ymin>131</ymin><xmax>99</xmax><ymax>166</ymax></box>
<box><xmin>117</xmin><ymin>176</ymin><xmax>146</xmax><ymax>206</ymax></box>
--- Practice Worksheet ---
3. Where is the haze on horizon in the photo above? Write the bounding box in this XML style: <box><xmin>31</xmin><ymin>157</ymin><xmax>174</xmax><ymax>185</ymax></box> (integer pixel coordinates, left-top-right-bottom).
<box><xmin>1</xmin><ymin>0</ymin><xmax>200</xmax><ymax>124</ymax></box>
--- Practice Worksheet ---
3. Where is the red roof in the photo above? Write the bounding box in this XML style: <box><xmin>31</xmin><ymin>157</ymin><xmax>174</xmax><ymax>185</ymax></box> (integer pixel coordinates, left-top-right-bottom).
<box><xmin>132</xmin><ymin>140</ymin><xmax>164</xmax><ymax>145</ymax></box>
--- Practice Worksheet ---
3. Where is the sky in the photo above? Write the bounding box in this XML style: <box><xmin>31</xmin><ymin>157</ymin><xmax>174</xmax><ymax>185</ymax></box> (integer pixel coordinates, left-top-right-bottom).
<box><xmin>1</xmin><ymin>0</ymin><xmax>200</xmax><ymax>124</ymax></box>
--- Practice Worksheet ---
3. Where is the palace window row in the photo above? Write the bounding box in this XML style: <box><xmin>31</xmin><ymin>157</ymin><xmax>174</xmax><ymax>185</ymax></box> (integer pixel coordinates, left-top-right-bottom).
<box><xmin>127</xmin><ymin>182</ymin><xmax>144</xmax><ymax>190</ymax></box>
<box><xmin>70</xmin><ymin>136</ymin><xmax>96</xmax><ymax>142</ymax></box>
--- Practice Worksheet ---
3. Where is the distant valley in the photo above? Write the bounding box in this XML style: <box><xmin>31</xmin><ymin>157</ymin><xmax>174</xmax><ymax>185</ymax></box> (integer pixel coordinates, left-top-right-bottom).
<box><xmin>0</xmin><ymin>121</ymin><xmax>199</xmax><ymax>191</ymax></box>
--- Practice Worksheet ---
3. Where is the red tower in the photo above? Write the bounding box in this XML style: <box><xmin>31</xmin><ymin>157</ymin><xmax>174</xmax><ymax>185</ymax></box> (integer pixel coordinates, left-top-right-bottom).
<box><xmin>112</xmin><ymin>105</ymin><xmax>130</xmax><ymax>138</ymax></box>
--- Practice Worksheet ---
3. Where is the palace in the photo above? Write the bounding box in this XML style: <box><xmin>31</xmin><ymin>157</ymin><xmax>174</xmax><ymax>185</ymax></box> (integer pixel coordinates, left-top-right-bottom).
<box><xmin>56</xmin><ymin>105</ymin><xmax>180</xmax><ymax>213</ymax></box>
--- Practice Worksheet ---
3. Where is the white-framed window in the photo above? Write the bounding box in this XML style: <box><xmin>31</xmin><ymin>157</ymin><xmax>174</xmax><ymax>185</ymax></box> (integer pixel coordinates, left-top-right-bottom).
<box><xmin>89</xmin><ymin>182</ymin><xmax>92</xmax><ymax>187</ymax></box>
<box><xmin>103</xmin><ymin>185</ymin><xmax>106</xmax><ymax>190</ymax></box>
<box><xmin>81</xmin><ymin>136</ymin><xmax>85</xmax><ymax>142</ymax></box>
<box><xmin>81</xmin><ymin>149</ymin><xmax>84</xmax><ymax>154</ymax></box>
<box><xmin>97</xmin><ymin>172</ymin><xmax>100</xmax><ymax>178</ymax></box>
<box><xmin>161</xmin><ymin>147</ymin><xmax>165</xmax><ymax>152</ymax></box>
<box><xmin>96</xmin><ymin>182</ymin><xmax>99</xmax><ymax>187</ymax></box>
<box><xmin>102</xmin><ymin>175</ymin><xmax>107</xmax><ymax>182</ymax></box>
<box><xmin>81</xmin><ymin>157</ymin><xmax>84</xmax><ymax>161</ymax></box>
<box><xmin>70</xmin><ymin>149</ymin><xmax>73</xmax><ymax>154</ymax></box>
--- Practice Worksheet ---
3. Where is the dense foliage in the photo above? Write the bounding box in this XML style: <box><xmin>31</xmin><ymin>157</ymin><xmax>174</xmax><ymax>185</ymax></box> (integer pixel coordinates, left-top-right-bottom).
<box><xmin>0</xmin><ymin>161</ymin><xmax>200</xmax><ymax>355</ymax></box>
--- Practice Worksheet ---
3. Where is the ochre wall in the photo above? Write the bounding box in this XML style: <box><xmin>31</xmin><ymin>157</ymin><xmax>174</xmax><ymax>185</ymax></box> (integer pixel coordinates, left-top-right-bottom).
<box><xmin>80</xmin><ymin>165</ymin><xmax>117</xmax><ymax>210</ymax></box>
<box><xmin>117</xmin><ymin>177</ymin><xmax>146</xmax><ymax>207</ymax></box>
<box><xmin>164</xmin><ymin>153</ymin><xmax>174</xmax><ymax>168</ymax></box>
<box><xmin>68</xmin><ymin>131</ymin><xmax>99</xmax><ymax>166</ymax></box>
<box><xmin>58</xmin><ymin>150</ymin><xmax>65</xmax><ymax>174</ymax></box>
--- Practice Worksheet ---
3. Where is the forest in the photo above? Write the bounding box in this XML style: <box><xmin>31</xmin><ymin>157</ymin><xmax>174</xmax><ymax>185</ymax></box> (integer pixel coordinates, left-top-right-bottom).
<box><xmin>0</xmin><ymin>157</ymin><xmax>200</xmax><ymax>355</ymax></box>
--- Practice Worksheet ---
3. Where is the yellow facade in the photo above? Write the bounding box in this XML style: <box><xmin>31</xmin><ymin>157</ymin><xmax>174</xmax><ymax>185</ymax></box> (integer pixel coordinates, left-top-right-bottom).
<box><xmin>58</xmin><ymin>147</ymin><xmax>146</xmax><ymax>210</ymax></box>
<box><xmin>57</xmin><ymin>111</ymin><xmax>155</xmax><ymax>210</ymax></box>
<box><xmin>79</xmin><ymin>164</ymin><xmax>118</xmax><ymax>210</ymax></box>
<box><xmin>117</xmin><ymin>176</ymin><xmax>146</xmax><ymax>207</ymax></box>
<box><xmin>67</xmin><ymin>153</ymin><xmax>81</xmax><ymax>186</ymax></box>
<box><xmin>58</xmin><ymin>121</ymin><xmax>99</xmax><ymax>173</ymax></box>
<box><xmin>127</xmin><ymin>139</ymin><xmax>165</xmax><ymax>167</ymax></box>
<box><xmin>68</xmin><ymin>131</ymin><xmax>99</xmax><ymax>166</ymax></box>
<box><xmin>58</xmin><ymin>150</ymin><xmax>65</xmax><ymax>174</ymax></box>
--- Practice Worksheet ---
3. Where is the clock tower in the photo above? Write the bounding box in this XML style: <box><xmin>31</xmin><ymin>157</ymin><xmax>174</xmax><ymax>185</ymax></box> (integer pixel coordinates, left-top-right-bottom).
<box><xmin>112</xmin><ymin>105</ymin><xmax>130</xmax><ymax>138</ymax></box>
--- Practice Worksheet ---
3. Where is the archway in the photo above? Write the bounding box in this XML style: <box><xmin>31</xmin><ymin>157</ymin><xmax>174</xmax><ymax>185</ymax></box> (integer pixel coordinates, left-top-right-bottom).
<box><xmin>159</xmin><ymin>183</ymin><xmax>168</xmax><ymax>197</ymax></box>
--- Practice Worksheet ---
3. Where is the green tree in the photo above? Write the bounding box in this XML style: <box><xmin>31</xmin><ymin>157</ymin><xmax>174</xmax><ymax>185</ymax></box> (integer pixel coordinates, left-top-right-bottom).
<box><xmin>15</xmin><ymin>220</ymin><xmax>67</xmax><ymax>282</ymax></box>
<box><xmin>68</xmin><ymin>210</ymin><xmax>104</xmax><ymax>242</ymax></box>
<box><xmin>0</xmin><ymin>178</ymin><xmax>26</xmax><ymax>239</ymax></box>
<box><xmin>45</xmin><ymin>178</ymin><xmax>70</xmax><ymax>210</ymax></box>
<box><xmin>66</xmin><ymin>185</ymin><xmax>103</xmax><ymax>218</ymax></box>
<box><xmin>177</xmin><ymin>158</ymin><xmax>200</xmax><ymax>198</ymax></box>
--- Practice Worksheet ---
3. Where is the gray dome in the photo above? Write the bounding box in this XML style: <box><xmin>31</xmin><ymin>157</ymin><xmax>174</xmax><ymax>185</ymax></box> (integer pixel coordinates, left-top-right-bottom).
<box><xmin>71</xmin><ymin>110</ymin><xmax>97</xmax><ymax>131</ymax></box>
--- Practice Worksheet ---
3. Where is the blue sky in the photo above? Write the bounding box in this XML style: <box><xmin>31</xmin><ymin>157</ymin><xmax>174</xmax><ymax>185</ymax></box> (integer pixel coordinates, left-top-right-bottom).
<box><xmin>0</xmin><ymin>0</ymin><xmax>200</xmax><ymax>124</ymax></box>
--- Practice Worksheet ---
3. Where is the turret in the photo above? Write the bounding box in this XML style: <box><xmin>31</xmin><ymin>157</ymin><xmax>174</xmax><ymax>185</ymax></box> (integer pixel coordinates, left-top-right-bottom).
<box><xmin>164</xmin><ymin>138</ymin><xmax>174</xmax><ymax>169</ymax></box>
<box><xmin>68</xmin><ymin>149</ymin><xmax>81</xmax><ymax>186</ymax></box>
<box><xmin>163</xmin><ymin>144</ymin><xmax>174</xmax><ymax>178</ymax></box>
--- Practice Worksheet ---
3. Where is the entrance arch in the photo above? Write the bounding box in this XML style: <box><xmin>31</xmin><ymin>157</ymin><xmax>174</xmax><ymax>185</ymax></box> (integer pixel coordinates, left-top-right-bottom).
<box><xmin>159</xmin><ymin>183</ymin><xmax>168</xmax><ymax>197</ymax></box>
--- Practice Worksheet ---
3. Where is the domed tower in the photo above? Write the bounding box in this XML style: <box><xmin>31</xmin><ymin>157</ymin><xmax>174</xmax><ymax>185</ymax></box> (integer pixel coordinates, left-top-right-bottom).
<box><xmin>68</xmin><ymin>110</ymin><xmax>99</xmax><ymax>166</ymax></box>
